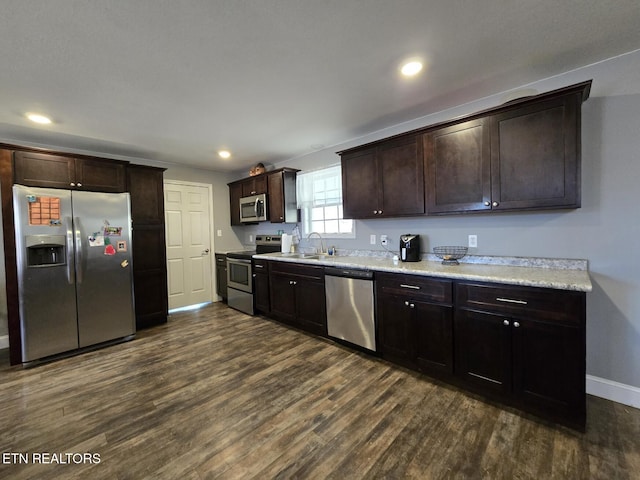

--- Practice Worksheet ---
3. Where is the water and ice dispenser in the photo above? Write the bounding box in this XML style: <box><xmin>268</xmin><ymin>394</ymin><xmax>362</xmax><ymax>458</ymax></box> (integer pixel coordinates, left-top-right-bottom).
<box><xmin>25</xmin><ymin>235</ymin><xmax>66</xmax><ymax>267</ymax></box>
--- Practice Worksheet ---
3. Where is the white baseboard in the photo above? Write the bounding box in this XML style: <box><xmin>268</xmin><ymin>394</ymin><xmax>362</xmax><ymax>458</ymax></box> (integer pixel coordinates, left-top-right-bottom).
<box><xmin>587</xmin><ymin>375</ymin><xmax>640</xmax><ymax>409</ymax></box>
<box><xmin>0</xmin><ymin>335</ymin><xmax>8</xmax><ymax>350</ymax></box>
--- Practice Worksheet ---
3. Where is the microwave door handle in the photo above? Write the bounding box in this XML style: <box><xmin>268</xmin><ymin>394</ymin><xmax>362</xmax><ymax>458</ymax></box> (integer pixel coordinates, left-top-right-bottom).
<box><xmin>254</xmin><ymin>198</ymin><xmax>259</xmax><ymax>217</ymax></box>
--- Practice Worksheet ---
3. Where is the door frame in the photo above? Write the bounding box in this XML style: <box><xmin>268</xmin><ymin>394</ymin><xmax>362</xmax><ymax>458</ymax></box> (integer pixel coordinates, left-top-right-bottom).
<box><xmin>163</xmin><ymin>179</ymin><xmax>217</xmax><ymax>308</ymax></box>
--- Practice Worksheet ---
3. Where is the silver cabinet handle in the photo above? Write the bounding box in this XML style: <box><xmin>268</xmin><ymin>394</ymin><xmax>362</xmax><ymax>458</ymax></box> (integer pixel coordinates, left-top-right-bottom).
<box><xmin>70</xmin><ymin>182</ymin><xmax>76</xmax><ymax>187</ymax></box>
<box><xmin>400</xmin><ymin>284</ymin><xmax>421</xmax><ymax>290</ymax></box>
<box><xmin>373</xmin><ymin>210</ymin><xmax>378</xmax><ymax>214</ymax></box>
<box><xmin>77</xmin><ymin>182</ymin><xmax>82</xmax><ymax>187</ymax></box>
<box><xmin>404</xmin><ymin>301</ymin><xmax>415</xmax><ymax>308</ymax></box>
<box><xmin>513</xmin><ymin>321</ymin><xmax>520</xmax><ymax>328</ymax></box>
<box><xmin>252</xmin><ymin>274</ymin><xmax>256</xmax><ymax>278</ymax></box>
<box><xmin>496</xmin><ymin>297</ymin><xmax>528</xmax><ymax>305</ymax></box>
<box><xmin>484</xmin><ymin>201</ymin><xmax>491</xmax><ymax>206</ymax></box>
<box><xmin>503</xmin><ymin>319</ymin><xmax>510</xmax><ymax>326</ymax></box>
<box><xmin>404</xmin><ymin>301</ymin><xmax>409</xmax><ymax>306</ymax></box>
<box><xmin>379</xmin><ymin>210</ymin><xmax>383</xmax><ymax>214</ymax></box>
<box><xmin>254</xmin><ymin>264</ymin><xmax>264</xmax><ymax>269</ymax></box>
<box><xmin>492</xmin><ymin>201</ymin><xmax>499</xmax><ymax>207</ymax></box>
<box><xmin>409</xmin><ymin>303</ymin><xmax>415</xmax><ymax>308</ymax></box>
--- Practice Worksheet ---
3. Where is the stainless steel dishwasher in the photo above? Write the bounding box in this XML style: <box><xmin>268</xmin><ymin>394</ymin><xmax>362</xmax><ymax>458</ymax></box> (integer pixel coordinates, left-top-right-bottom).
<box><xmin>324</xmin><ymin>266</ymin><xmax>376</xmax><ymax>352</ymax></box>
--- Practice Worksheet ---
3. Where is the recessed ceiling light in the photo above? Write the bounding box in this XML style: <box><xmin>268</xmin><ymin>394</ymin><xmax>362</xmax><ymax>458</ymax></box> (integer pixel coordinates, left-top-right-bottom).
<box><xmin>218</xmin><ymin>150</ymin><xmax>231</xmax><ymax>159</ymax></box>
<box><xmin>400</xmin><ymin>61</ymin><xmax>423</xmax><ymax>77</ymax></box>
<box><xmin>26</xmin><ymin>113</ymin><xmax>52</xmax><ymax>124</ymax></box>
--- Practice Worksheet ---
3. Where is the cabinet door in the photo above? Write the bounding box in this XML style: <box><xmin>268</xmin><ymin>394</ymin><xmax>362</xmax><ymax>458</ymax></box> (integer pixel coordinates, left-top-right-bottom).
<box><xmin>454</xmin><ymin>309</ymin><xmax>511</xmax><ymax>396</ymax></box>
<box><xmin>128</xmin><ymin>166</ymin><xmax>165</xmax><ymax>224</ymax></box>
<box><xmin>215</xmin><ymin>255</ymin><xmax>227</xmax><ymax>300</ymax></box>
<box><xmin>341</xmin><ymin>148</ymin><xmax>379</xmax><ymax>218</ymax></box>
<box><xmin>269</xmin><ymin>273</ymin><xmax>298</xmax><ymax>324</ymax></box>
<box><xmin>378</xmin><ymin>135</ymin><xmax>424</xmax><ymax>216</ymax></box>
<box><xmin>414</xmin><ymin>301</ymin><xmax>454</xmax><ymax>376</ymax></box>
<box><xmin>13</xmin><ymin>151</ymin><xmax>75</xmax><ymax>189</ymax></box>
<box><xmin>254</xmin><ymin>273</ymin><xmax>270</xmax><ymax>313</ymax></box>
<box><xmin>254</xmin><ymin>272</ymin><xmax>270</xmax><ymax>314</ymax></box>
<box><xmin>268</xmin><ymin>170</ymin><xmax>297</xmax><ymax>223</ymax></box>
<box><xmin>512</xmin><ymin>318</ymin><xmax>584</xmax><ymax>416</ymax></box>
<box><xmin>242</xmin><ymin>176</ymin><xmax>268</xmax><ymax>196</ymax></box>
<box><xmin>296</xmin><ymin>279</ymin><xmax>326</xmax><ymax>335</ymax></box>
<box><xmin>228</xmin><ymin>183</ymin><xmax>243</xmax><ymax>226</ymax></box>
<box><xmin>490</xmin><ymin>94</ymin><xmax>580</xmax><ymax>210</ymax></box>
<box><xmin>377</xmin><ymin>292</ymin><xmax>414</xmax><ymax>367</ymax></box>
<box><xmin>76</xmin><ymin>158</ymin><xmax>127</xmax><ymax>192</ymax></box>
<box><xmin>424</xmin><ymin>119</ymin><xmax>491</xmax><ymax>213</ymax></box>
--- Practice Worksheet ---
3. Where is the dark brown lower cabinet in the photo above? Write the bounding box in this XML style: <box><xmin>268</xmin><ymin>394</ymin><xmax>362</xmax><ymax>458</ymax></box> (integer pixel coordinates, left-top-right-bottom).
<box><xmin>215</xmin><ymin>254</ymin><xmax>227</xmax><ymax>302</ymax></box>
<box><xmin>253</xmin><ymin>259</ymin><xmax>270</xmax><ymax>313</ymax></box>
<box><xmin>455</xmin><ymin>282</ymin><xmax>586</xmax><ymax>429</ymax></box>
<box><xmin>376</xmin><ymin>272</ymin><xmax>454</xmax><ymax>377</ymax></box>
<box><xmin>378</xmin><ymin>293</ymin><xmax>453</xmax><ymax>376</ymax></box>
<box><xmin>269</xmin><ymin>262</ymin><xmax>326</xmax><ymax>336</ymax></box>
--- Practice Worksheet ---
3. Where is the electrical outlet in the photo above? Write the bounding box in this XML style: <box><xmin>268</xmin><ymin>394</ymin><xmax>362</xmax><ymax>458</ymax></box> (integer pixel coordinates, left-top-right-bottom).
<box><xmin>468</xmin><ymin>234</ymin><xmax>478</xmax><ymax>248</ymax></box>
<box><xmin>249</xmin><ymin>234</ymin><xmax>254</xmax><ymax>243</ymax></box>
<box><xmin>216</xmin><ymin>229</ymin><xmax>222</xmax><ymax>237</ymax></box>
<box><xmin>380</xmin><ymin>235</ymin><xmax>388</xmax><ymax>246</ymax></box>
<box><xmin>370</xmin><ymin>234</ymin><xmax>376</xmax><ymax>245</ymax></box>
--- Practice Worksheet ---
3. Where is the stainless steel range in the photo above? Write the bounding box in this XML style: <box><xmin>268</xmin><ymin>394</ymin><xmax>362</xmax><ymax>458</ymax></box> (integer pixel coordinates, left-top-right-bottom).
<box><xmin>227</xmin><ymin>235</ymin><xmax>281</xmax><ymax>315</ymax></box>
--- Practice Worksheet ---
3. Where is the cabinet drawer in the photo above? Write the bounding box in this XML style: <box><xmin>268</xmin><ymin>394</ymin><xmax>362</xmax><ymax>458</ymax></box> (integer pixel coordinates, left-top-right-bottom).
<box><xmin>253</xmin><ymin>258</ymin><xmax>269</xmax><ymax>271</ymax></box>
<box><xmin>376</xmin><ymin>272</ymin><xmax>452</xmax><ymax>304</ymax></box>
<box><xmin>456</xmin><ymin>282</ymin><xmax>584</xmax><ymax>324</ymax></box>
<box><xmin>270</xmin><ymin>261</ymin><xmax>324</xmax><ymax>281</ymax></box>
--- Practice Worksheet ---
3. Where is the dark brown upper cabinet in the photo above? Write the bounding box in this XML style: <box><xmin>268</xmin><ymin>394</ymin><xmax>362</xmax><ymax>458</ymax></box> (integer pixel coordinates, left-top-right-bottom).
<box><xmin>341</xmin><ymin>134</ymin><xmax>424</xmax><ymax>219</ymax></box>
<box><xmin>424</xmin><ymin>118</ymin><xmax>491</xmax><ymax>213</ymax></box>
<box><xmin>228</xmin><ymin>168</ymin><xmax>299</xmax><ymax>226</ymax></box>
<box><xmin>341</xmin><ymin>80</ymin><xmax>590</xmax><ymax>218</ymax></box>
<box><xmin>14</xmin><ymin>150</ymin><xmax>127</xmax><ymax>193</ymax></box>
<box><xmin>425</xmin><ymin>92</ymin><xmax>582</xmax><ymax>214</ymax></box>
<box><xmin>241</xmin><ymin>175</ymin><xmax>268</xmax><ymax>196</ymax></box>
<box><xmin>489</xmin><ymin>94</ymin><xmax>581</xmax><ymax>211</ymax></box>
<box><xmin>267</xmin><ymin>169</ymin><xmax>298</xmax><ymax>223</ymax></box>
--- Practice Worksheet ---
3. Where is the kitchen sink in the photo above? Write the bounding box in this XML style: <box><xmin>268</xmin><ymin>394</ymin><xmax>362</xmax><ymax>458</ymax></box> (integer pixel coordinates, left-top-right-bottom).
<box><xmin>281</xmin><ymin>253</ymin><xmax>321</xmax><ymax>260</ymax></box>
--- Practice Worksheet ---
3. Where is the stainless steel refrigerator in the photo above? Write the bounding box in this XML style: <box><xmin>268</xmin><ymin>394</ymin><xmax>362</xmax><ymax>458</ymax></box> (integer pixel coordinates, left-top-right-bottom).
<box><xmin>13</xmin><ymin>184</ymin><xmax>135</xmax><ymax>363</ymax></box>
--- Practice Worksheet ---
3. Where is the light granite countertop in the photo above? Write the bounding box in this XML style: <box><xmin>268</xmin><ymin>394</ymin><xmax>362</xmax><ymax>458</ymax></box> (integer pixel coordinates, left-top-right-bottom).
<box><xmin>254</xmin><ymin>252</ymin><xmax>592</xmax><ymax>292</ymax></box>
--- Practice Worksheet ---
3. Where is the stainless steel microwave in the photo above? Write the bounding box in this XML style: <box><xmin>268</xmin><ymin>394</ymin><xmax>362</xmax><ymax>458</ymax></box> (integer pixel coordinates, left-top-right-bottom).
<box><xmin>239</xmin><ymin>193</ymin><xmax>267</xmax><ymax>223</ymax></box>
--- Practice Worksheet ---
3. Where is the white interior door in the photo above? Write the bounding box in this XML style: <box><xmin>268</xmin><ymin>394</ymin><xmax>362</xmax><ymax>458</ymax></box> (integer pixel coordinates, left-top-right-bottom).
<box><xmin>164</xmin><ymin>182</ymin><xmax>213</xmax><ymax>310</ymax></box>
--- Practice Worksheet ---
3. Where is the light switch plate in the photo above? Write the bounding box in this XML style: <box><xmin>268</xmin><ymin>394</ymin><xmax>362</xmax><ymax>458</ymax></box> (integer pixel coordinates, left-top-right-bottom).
<box><xmin>370</xmin><ymin>234</ymin><xmax>376</xmax><ymax>245</ymax></box>
<box><xmin>468</xmin><ymin>234</ymin><xmax>478</xmax><ymax>248</ymax></box>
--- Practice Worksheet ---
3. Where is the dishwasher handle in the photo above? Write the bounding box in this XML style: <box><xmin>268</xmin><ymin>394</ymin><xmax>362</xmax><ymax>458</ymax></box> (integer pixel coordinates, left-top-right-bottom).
<box><xmin>324</xmin><ymin>266</ymin><xmax>373</xmax><ymax>280</ymax></box>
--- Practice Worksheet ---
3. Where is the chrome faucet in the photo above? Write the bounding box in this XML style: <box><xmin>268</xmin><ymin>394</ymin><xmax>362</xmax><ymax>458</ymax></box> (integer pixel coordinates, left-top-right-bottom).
<box><xmin>307</xmin><ymin>231</ymin><xmax>326</xmax><ymax>254</ymax></box>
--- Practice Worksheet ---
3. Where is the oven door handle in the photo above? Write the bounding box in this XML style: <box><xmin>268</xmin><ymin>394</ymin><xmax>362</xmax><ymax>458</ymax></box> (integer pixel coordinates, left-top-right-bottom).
<box><xmin>228</xmin><ymin>258</ymin><xmax>252</xmax><ymax>265</ymax></box>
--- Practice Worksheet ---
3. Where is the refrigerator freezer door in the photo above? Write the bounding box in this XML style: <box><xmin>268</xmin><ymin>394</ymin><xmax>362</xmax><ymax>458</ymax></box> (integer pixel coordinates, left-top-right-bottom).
<box><xmin>72</xmin><ymin>191</ymin><xmax>135</xmax><ymax>347</ymax></box>
<box><xmin>12</xmin><ymin>185</ymin><xmax>79</xmax><ymax>362</ymax></box>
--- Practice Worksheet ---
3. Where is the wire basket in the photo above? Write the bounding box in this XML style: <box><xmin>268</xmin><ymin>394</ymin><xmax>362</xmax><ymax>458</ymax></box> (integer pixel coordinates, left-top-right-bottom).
<box><xmin>433</xmin><ymin>246</ymin><xmax>468</xmax><ymax>265</ymax></box>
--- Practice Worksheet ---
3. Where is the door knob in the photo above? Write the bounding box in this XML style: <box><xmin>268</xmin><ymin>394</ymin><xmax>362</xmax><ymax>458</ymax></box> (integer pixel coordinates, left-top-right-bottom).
<box><xmin>202</xmin><ymin>249</ymin><xmax>210</xmax><ymax>255</ymax></box>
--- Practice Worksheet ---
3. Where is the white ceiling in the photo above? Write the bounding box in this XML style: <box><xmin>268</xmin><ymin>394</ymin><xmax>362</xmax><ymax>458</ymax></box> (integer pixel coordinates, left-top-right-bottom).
<box><xmin>1</xmin><ymin>1</ymin><xmax>640</xmax><ymax>173</ymax></box>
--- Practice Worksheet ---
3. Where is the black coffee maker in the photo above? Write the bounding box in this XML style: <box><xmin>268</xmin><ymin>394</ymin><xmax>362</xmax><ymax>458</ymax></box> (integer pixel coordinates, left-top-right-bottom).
<box><xmin>399</xmin><ymin>234</ymin><xmax>421</xmax><ymax>262</ymax></box>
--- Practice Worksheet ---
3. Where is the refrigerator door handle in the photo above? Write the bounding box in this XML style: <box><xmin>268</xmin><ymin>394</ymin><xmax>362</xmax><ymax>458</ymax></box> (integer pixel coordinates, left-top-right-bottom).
<box><xmin>65</xmin><ymin>217</ymin><xmax>75</xmax><ymax>285</ymax></box>
<box><xmin>74</xmin><ymin>217</ymin><xmax>84</xmax><ymax>285</ymax></box>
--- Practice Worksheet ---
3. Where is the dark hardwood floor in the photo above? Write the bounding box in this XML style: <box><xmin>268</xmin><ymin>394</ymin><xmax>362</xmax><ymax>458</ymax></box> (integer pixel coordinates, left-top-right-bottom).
<box><xmin>1</xmin><ymin>302</ymin><xmax>638</xmax><ymax>479</ymax></box>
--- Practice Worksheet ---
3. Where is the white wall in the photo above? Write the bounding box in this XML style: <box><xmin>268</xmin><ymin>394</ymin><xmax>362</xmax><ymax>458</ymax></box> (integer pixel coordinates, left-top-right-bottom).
<box><xmin>248</xmin><ymin>51</ymin><xmax>640</xmax><ymax>391</ymax></box>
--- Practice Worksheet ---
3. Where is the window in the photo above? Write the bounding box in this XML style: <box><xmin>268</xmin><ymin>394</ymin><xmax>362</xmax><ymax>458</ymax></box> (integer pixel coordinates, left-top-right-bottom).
<box><xmin>296</xmin><ymin>164</ymin><xmax>355</xmax><ymax>238</ymax></box>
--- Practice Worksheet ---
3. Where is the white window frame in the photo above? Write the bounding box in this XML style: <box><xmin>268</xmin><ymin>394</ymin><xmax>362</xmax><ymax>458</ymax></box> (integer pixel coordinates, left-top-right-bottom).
<box><xmin>296</xmin><ymin>164</ymin><xmax>355</xmax><ymax>239</ymax></box>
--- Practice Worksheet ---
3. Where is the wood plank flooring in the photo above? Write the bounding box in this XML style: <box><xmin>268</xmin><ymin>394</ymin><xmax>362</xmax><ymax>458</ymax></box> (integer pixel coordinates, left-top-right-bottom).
<box><xmin>1</xmin><ymin>302</ymin><xmax>639</xmax><ymax>479</ymax></box>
